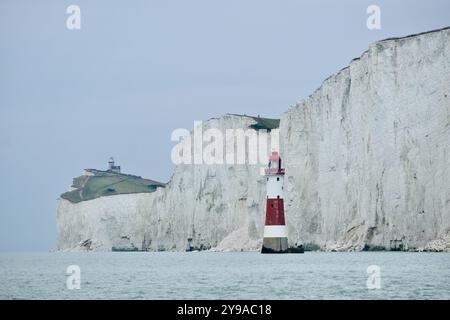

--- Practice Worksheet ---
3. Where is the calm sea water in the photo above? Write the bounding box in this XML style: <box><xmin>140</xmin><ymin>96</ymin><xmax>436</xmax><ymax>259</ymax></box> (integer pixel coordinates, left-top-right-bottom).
<box><xmin>0</xmin><ymin>252</ymin><xmax>449</xmax><ymax>299</ymax></box>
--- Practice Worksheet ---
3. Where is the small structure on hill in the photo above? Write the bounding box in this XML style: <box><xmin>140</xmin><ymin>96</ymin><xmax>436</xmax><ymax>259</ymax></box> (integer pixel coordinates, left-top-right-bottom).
<box><xmin>108</xmin><ymin>157</ymin><xmax>121</xmax><ymax>173</ymax></box>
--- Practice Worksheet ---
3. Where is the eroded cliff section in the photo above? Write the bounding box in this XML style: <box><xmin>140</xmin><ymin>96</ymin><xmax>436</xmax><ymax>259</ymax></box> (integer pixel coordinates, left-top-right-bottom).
<box><xmin>57</xmin><ymin>27</ymin><xmax>450</xmax><ymax>252</ymax></box>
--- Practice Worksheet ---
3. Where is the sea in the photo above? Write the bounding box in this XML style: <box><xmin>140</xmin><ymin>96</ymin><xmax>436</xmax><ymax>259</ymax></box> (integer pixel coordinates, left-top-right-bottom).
<box><xmin>0</xmin><ymin>251</ymin><xmax>449</xmax><ymax>299</ymax></box>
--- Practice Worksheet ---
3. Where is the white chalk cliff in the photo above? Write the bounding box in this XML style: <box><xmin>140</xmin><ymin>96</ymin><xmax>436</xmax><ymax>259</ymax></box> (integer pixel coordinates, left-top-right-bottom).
<box><xmin>57</xmin><ymin>27</ymin><xmax>450</xmax><ymax>252</ymax></box>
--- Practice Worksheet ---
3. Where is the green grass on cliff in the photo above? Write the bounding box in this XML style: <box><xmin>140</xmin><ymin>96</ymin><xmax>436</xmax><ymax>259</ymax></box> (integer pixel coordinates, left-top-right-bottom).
<box><xmin>248</xmin><ymin>116</ymin><xmax>280</xmax><ymax>131</ymax></box>
<box><xmin>61</xmin><ymin>170</ymin><xmax>164</xmax><ymax>203</ymax></box>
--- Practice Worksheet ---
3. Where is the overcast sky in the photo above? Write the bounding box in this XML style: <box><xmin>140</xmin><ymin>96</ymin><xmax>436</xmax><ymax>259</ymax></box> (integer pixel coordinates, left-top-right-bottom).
<box><xmin>1</xmin><ymin>0</ymin><xmax>449</xmax><ymax>251</ymax></box>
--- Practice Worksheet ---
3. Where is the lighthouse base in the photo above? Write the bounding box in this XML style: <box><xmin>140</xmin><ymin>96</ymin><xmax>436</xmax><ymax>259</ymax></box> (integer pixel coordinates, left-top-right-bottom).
<box><xmin>261</xmin><ymin>237</ymin><xmax>288</xmax><ymax>253</ymax></box>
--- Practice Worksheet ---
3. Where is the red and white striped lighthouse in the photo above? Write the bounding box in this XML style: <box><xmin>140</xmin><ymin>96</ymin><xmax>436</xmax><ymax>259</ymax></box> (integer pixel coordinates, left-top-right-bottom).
<box><xmin>261</xmin><ymin>151</ymin><xmax>289</xmax><ymax>253</ymax></box>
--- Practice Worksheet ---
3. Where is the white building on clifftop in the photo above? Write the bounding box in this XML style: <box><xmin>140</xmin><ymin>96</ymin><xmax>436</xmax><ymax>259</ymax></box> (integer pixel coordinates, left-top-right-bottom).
<box><xmin>108</xmin><ymin>157</ymin><xmax>121</xmax><ymax>173</ymax></box>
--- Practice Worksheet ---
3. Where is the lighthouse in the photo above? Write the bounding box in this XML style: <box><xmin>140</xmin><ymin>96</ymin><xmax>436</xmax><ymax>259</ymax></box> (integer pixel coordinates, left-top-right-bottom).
<box><xmin>261</xmin><ymin>151</ymin><xmax>288</xmax><ymax>253</ymax></box>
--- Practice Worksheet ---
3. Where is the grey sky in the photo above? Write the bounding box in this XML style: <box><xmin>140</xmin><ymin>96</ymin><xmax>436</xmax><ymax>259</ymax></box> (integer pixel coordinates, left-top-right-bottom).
<box><xmin>1</xmin><ymin>0</ymin><xmax>449</xmax><ymax>251</ymax></box>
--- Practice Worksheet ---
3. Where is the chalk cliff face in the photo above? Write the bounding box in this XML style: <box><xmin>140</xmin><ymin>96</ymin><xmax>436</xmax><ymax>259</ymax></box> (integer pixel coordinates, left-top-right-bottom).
<box><xmin>57</xmin><ymin>27</ymin><xmax>450</xmax><ymax>252</ymax></box>
<box><xmin>281</xmin><ymin>28</ymin><xmax>450</xmax><ymax>251</ymax></box>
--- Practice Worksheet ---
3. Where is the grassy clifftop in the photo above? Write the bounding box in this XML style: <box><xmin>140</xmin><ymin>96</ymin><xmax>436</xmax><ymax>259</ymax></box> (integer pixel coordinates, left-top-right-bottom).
<box><xmin>226</xmin><ymin>113</ymin><xmax>280</xmax><ymax>131</ymax></box>
<box><xmin>248</xmin><ymin>116</ymin><xmax>280</xmax><ymax>131</ymax></box>
<box><xmin>61</xmin><ymin>169</ymin><xmax>165</xmax><ymax>203</ymax></box>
